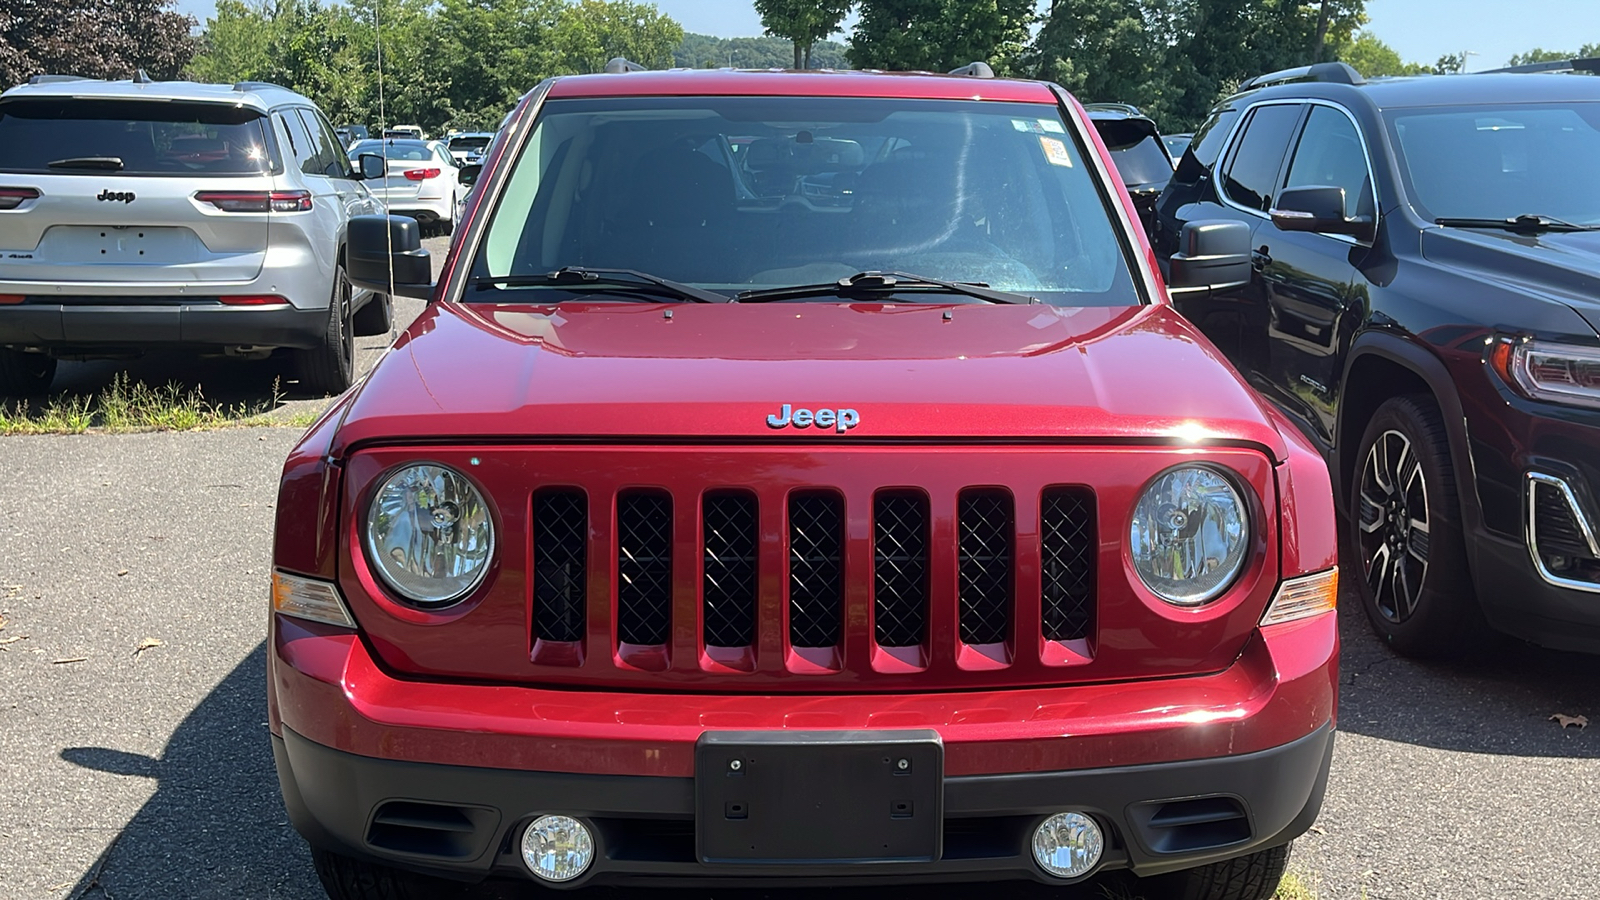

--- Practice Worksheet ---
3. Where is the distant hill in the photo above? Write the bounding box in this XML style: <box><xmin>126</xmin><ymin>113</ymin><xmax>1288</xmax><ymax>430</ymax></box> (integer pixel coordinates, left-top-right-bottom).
<box><xmin>673</xmin><ymin>33</ymin><xmax>849</xmax><ymax>70</ymax></box>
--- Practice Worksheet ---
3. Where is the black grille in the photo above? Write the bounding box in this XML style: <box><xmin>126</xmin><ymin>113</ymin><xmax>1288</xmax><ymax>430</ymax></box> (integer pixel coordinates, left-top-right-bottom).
<box><xmin>1041</xmin><ymin>488</ymin><xmax>1096</xmax><ymax>642</ymax></box>
<box><xmin>533</xmin><ymin>489</ymin><xmax>587</xmax><ymax>643</ymax></box>
<box><xmin>1534</xmin><ymin>481</ymin><xmax>1595</xmax><ymax>559</ymax></box>
<box><xmin>873</xmin><ymin>493</ymin><xmax>928</xmax><ymax>647</ymax></box>
<box><xmin>617</xmin><ymin>492</ymin><xmax>672</xmax><ymax>646</ymax></box>
<box><xmin>958</xmin><ymin>490</ymin><xmax>1013</xmax><ymax>645</ymax></box>
<box><xmin>703</xmin><ymin>492</ymin><xmax>757</xmax><ymax>647</ymax></box>
<box><xmin>788</xmin><ymin>493</ymin><xmax>843</xmax><ymax>648</ymax></box>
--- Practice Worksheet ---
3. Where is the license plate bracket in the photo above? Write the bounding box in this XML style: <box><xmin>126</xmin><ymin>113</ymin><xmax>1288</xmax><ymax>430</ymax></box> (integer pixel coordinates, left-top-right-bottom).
<box><xmin>695</xmin><ymin>730</ymin><xmax>943</xmax><ymax>865</ymax></box>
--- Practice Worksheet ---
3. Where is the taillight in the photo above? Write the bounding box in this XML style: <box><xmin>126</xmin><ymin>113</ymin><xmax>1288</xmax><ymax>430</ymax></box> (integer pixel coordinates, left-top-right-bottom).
<box><xmin>194</xmin><ymin>190</ymin><xmax>312</xmax><ymax>212</ymax></box>
<box><xmin>0</xmin><ymin>294</ymin><xmax>24</xmax><ymax>304</ymax></box>
<box><xmin>403</xmin><ymin>168</ymin><xmax>441</xmax><ymax>181</ymax></box>
<box><xmin>0</xmin><ymin>187</ymin><xmax>40</xmax><ymax>210</ymax></box>
<box><xmin>219</xmin><ymin>295</ymin><xmax>287</xmax><ymax>306</ymax></box>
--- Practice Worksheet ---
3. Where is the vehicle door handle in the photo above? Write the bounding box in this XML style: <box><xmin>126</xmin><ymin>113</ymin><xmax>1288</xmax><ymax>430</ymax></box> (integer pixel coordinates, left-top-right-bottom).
<box><xmin>1251</xmin><ymin>248</ymin><xmax>1271</xmax><ymax>271</ymax></box>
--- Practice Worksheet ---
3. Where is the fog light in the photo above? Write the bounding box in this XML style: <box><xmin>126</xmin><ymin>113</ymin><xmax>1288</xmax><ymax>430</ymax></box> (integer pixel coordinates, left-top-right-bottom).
<box><xmin>1032</xmin><ymin>811</ymin><xmax>1104</xmax><ymax>879</ymax></box>
<box><xmin>520</xmin><ymin>815</ymin><xmax>593</xmax><ymax>882</ymax></box>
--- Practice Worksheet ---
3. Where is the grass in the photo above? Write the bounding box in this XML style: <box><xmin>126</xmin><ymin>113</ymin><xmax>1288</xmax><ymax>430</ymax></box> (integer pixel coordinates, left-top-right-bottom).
<box><xmin>0</xmin><ymin>373</ymin><xmax>320</xmax><ymax>435</ymax></box>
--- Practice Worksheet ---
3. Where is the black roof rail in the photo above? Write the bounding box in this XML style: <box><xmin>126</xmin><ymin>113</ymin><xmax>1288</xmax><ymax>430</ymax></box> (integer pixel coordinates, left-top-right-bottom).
<box><xmin>27</xmin><ymin>74</ymin><xmax>92</xmax><ymax>85</ymax></box>
<box><xmin>1481</xmin><ymin>57</ymin><xmax>1600</xmax><ymax>75</ymax></box>
<box><xmin>948</xmin><ymin>62</ymin><xmax>994</xmax><ymax>78</ymax></box>
<box><xmin>232</xmin><ymin>80</ymin><xmax>290</xmax><ymax>92</ymax></box>
<box><xmin>1239</xmin><ymin>61</ymin><xmax>1364</xmax><ymax>91</ymax></box>
<box><xmin>603</xmin><ymin>57</ymin><xmax>647</xmax><ymax>74</ymax></box>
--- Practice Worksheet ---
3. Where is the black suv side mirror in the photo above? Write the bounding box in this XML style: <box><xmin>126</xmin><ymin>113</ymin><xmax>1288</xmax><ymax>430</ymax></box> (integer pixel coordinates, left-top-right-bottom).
<box><xmin>356</xmin><ymin>153</ymin><xmax>386</xmax><ymax>181</ymax></box>
<box><xmin>458</xmin><ymin>164</ymin><xmax>482</xmax><ymax>188</ymax></box>
<box><xmin>347</xmin><ymin>215</ymin><xmax>434</xmax><ymax>301</ymax></box>
<box><xmin>1167</xmin><ymin>220</ymin><xmax>1251</xmax><ymax>293</ymax></box>
<box><xmin>1271</xmin><ymin>185</ymin><xmax>1374</xmax><ymax>240</ymax></box>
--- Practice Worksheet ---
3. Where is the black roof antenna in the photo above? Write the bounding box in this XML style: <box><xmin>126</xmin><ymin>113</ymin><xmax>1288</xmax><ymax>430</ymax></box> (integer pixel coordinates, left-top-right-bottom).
<box><xmin>133</xmin><ymin>69</ymin><xmax>153</xmax><ymax>84</ymax></box>
<box><xmin>604</xmin><ymin>57</ymin><xmax>647</xmax><ymax>74</ymax></box>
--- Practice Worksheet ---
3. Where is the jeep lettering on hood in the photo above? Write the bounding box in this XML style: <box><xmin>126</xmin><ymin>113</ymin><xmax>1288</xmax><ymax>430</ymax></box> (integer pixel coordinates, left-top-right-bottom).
<box><xmin>767</xmin><ymin>403</ymin><xmax>860</xmax><ymax>432</ymax></box>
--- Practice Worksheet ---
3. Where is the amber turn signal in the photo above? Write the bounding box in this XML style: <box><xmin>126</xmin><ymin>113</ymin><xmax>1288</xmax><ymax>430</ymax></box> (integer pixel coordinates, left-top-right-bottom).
<box><xmin>1260</xmin><ymin>567</ymin><xmax>1338</xmax><ymax>627</ymax></box>
<box><xmin>271</xmin><ymin>569</ymin><xmax>357</xmax><ymax>628</ymax></box>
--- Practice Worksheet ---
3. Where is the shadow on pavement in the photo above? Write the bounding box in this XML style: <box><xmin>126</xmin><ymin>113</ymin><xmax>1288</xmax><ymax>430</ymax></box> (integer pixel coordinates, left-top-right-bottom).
<box><xmin>59</xmin><ymin>643</ymin><xmax>1135</xmax><ymax>900</ymax></box>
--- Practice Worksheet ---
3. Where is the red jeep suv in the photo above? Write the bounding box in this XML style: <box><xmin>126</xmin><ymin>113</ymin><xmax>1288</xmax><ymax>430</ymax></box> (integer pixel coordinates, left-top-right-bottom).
<box><xmin>268</xmin><ymin>65</ymin><xmax>1339</xmax><ymax>900</ymax></box>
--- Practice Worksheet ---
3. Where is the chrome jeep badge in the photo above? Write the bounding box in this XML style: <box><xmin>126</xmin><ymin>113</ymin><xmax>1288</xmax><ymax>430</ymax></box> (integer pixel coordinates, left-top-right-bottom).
<box><xmin>766</xmin><ymin>404</ymin><xmax>860</xmax><ymax>433</ymax></box>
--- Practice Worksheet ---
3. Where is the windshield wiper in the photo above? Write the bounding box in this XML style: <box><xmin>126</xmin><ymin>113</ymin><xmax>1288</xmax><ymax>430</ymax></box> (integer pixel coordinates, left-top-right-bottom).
<box><xmin>735</xmin><ymin>271</ymin><xmax>1038</xmax><ymax>305</ymax></box>
<box><xmin>1434</xmin><ymin>214</ymin><xmax>1600</xmax><ymax>234</ymax></box>
<box><xmin>469</xmin><ymin>267</ymin><xmax>729</xmax><ymax>303</ymax></box>
<box><xmin>47</xmin><ymin>156</ymin><xmax>124</xmax><ymax>171</ymax></box>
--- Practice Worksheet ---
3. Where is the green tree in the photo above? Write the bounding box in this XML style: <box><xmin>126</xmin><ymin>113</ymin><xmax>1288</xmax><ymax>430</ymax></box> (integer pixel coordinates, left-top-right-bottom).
<box><xmin>755</xmin><ymin>0</ymin><xmax>854</xmax><ymax>69</ymax></box>
<box><xmin>1341</xmin><ymin>30</ymin><xmax>1428</xmax><ymax>77</ymax></box>
<box><xmin>1507</xmin><ymin>44</ymin><xmax>1600</xmax><ymax>67</ymax></box>
<box><xmin>1433</xmin><ymin>52</ymin><xmax>1464</xmax><ymax>74</ymax></box>
<box><xmin>187</xmin><ymin>0</ymin><xmax>274</xmax><ymax>86</ymax></box>
<box><xmin>543</xmin><ymin>0</ymin><xmax>684</xmax><ymax>75</ymax></box>
<box><xmin>848</xmin><ymin>0</ymin><xmax>1036</xmax><ymax>74</ymax></box>
<box><xmin>1</xmin><ymin>0</ymin><xmax>198</xmax><ymax>87</ymax></box>
<box><xmin>437</xmin><ymin>0</ymin><xmax>554</xmax><ymax>129</ymax></box>
<box><xmin>674</xmin><ymin>33</ymin><xmax>848</xmax><ymax>68</ymax></box>
<box><xmin>1029</xmin><ymin>0</ymin><xmax>1174</xmax><ymax>120</ymax></box>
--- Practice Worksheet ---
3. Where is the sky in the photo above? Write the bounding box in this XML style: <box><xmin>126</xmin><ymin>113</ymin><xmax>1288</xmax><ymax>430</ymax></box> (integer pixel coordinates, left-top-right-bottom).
<box><xmin>169</xmin><ymin>0</ymin><xmax>1600</xmax><ymax>73</ymax></box>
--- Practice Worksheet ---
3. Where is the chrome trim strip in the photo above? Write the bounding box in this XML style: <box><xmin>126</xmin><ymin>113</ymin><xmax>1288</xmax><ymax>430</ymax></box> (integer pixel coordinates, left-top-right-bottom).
<box><xmin>1525</xmin><ymin>471</ymin><xmax>1600</xmax><ymax>593</ymax></box>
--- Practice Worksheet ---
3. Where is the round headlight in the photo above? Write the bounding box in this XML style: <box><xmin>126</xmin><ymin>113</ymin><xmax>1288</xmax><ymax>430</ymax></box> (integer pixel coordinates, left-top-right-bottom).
<box><xmin>1129</xmin><ymin>465</ymin><xmax>1249</xmax><ymax>605</ymax></box>
<box><xmin>365</xmin><ymin>464</ymin><xmax>494</xmax><ymax>606</ymax></box>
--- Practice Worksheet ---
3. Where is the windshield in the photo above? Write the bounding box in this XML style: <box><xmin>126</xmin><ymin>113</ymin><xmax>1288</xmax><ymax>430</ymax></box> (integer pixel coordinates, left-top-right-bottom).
<box><xmin>0</xmin><ymin>99</ymin><xmax>273</xmax><ymax>176</ymax></box>
<box><xmin>450</xmin><ymin>136</ymin><xmax>491</xmax><ymax>152</ymax></box>
<box><xmin>468</xmin><ymin>96</ymin><xmax>1141</xmax><ymax>305</ymax></box>
<box><xmin>349</xmin><ymin>139</ymin><xmax>435</xmax><ymax>161</ymax></box>
<box><xmin>1387</xmin><ymin>103</ymin><xmax>1600</xmax><ymax>224</ymax></box>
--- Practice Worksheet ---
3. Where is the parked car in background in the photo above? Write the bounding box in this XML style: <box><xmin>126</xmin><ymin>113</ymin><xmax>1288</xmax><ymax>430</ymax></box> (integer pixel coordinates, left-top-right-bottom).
<box><xmin>0</xmin><ymin>76</ymin><xmax>392</xmax><ymax>396</ymax></box>
<box><xmin>347</xmin><ymin>138</ymin><xmax>460</xmax><ymax>235</ymax></box>
<box><xmin>1084</xmin><ymin>103</ymin><xmax>1174</xmax><ymax>232</ymax></box>
<box><xmin>1155</xmin><ymin>61</ymin><xmax>1600</xmax><ymax>657</ymax></box>
<box><xmin>271</xmin><ymin>64</ymin><xmax>1338</xmax><ymax>900</ymax></box>
<box><xmin>382</xmin><ymin>125</ymin><xmax>425</xmax><ymax>140</ymax></box>
<box><xmin>335</xmin><ymin>123</ymin><xmax>370</xmax><ymax>148</ymax></box>
<box><xmin>1163</xmin><ymin>132</ymin><xmax>1193</xmax><ymax>159</ymax></box>
<box><xmin>445</xmin><ymin>131</ymin><xmax>494</xmax><ymax>165</ymax></box>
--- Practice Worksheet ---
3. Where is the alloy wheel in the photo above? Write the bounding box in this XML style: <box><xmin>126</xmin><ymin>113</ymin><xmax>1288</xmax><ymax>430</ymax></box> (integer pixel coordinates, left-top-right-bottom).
<box><xmin>1356</xmin><ymin>429</ymin><xmax>1431</xmax><ymax>623</ymax></box>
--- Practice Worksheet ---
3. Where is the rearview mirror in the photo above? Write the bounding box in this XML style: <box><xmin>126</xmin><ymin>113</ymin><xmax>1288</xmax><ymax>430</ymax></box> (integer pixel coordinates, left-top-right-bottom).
<box><xmin>347</xmin><ymin>215</ymin><xmax>434</xmax><ymax>301</ymax></box>
<box><xmin>356</xmin><ymin>153</ymin><xmax>385</xmax><ymax>181</ymax></box>
<box><xmin>1271</xmin><ymin>185</ymin><xmax>1374</xmax><ymax>239</ymax></box>
<box><xmin>458</xmin><ymin>164</ymin><xmax>482</xmax><ymax>188</ymax></box>
<box><xmin>1167</xmin><ymin>220</ymin><xmax>1251</xmax><ymax>294</ymax></box>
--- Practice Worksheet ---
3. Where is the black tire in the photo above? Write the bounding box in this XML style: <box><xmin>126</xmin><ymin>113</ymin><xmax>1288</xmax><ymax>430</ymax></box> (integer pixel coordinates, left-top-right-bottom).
<box><xmin>0</xmin><ymin>348</ymin><xmax>55</xmax><ymax>396</ymax></box>
<box><xmin>1139</xmin><ymin>842</ymin><xmax>1291</xmax><ymax>900</ymax></box>
<box><xmin>1349</xmin><ymin>393</ymin><xmax>1492</xmax><ymax>657</ymax></box>
<box><xmin>311</xmin><ymin>847</ymin><xmax>492</xmax><ymax>900</ymax></box>
<box><xmin>293</xmin><ymin>265</ymin><xmax>357</xmax><ymax>396</ymax></box>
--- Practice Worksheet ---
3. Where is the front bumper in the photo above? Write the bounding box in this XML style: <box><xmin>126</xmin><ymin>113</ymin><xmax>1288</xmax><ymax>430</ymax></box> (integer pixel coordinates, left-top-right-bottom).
<box><xmin>0</xmin><ymin>301</ymin><xmax>329</xmax><ymax>352</ymax></box>
<box><xmin>269</xmin><ymin>612</ymin><xmax>1337</xmax><ymax>887</ymax></box>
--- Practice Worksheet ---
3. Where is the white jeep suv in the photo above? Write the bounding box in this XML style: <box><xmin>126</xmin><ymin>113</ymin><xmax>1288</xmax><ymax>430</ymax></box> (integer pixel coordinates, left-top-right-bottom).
<box><xmin>0</xmin><ymin>76</ymin><xmax>393</xmax><ymax>396</ymax></box>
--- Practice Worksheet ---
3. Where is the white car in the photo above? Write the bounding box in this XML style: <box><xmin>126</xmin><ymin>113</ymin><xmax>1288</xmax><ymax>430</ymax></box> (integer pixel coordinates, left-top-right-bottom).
<box><xmin>446</xmin><ymin>131</ymin><xmax>494</xmax><ymax>166</ymax></box>
<box><xmin>348</xmin><ymin>138</ymin><xmax>460</xmax><ymax>235</ymax></box>
<box><xmin>382</xmin><ymin>125</ymin><xmax>424</xmax><ymax>140</ymax></box>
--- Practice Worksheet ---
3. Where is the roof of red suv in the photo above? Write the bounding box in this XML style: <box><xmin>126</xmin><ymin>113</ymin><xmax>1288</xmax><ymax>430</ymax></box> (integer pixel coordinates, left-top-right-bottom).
<box><xmin>545</xmin><ymin>69</ymin><xmax>1060</xmax><ymax>103</ymax></box>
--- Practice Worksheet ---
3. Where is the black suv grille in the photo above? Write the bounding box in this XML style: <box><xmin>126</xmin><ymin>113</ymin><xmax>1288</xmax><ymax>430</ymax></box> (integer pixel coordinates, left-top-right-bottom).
<box><xmin>1041</xmin><ymin>488</ymin><xmax>1096</xmax><ymax>642</ymax></box>
<box><xmin>788</xmin><ymin>493</ymin><xmax>843</xmax><ymax>648</ymax></box>
<box><xmin>703</xmin><ymin>492</ymin><xmax>758</xmax><ymax>648</ymax></box>
<box><xmin>873</xmin><ymin>492</ymin><xmax>929</xmax><ymax>647</ymax></box>
<box><xmin>616</xmin><ymin>491</ymin><xmax>672</xmax><ymax>646</ymax></box>
<box><xmin>532</xmin><ymin>489</ymin><xmax>587</xmax><ymax>643</ymax></box>
<box><xmin>1533</xmin><ymin>480</ymin><xmax>1595</xmax><ymax>560</ymax></box>
<box><xmin>958</xmin><ymin>490</ymin><xmax>1013</xmax><ymax>645</ymax></box>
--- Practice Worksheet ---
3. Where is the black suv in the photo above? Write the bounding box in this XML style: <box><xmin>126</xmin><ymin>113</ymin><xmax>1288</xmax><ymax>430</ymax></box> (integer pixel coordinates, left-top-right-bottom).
<box><xmin>1085</xmin><ymin>103</ymin><xmax>1174</xmax><ymax>231</ymax></box>
<box><xmin>1155</xmin><ymin>61</ymin><xmax>1600</xmax><ymax>657</ymax></box>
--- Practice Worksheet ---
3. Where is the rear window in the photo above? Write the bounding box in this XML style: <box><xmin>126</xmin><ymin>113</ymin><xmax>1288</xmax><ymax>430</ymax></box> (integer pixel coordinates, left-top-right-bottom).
<box><xmin>350</xmin><ymin>139</ymin><xmax>437</xmax><ymax>161</ymax></box>
<box><xmin>450</xmin><ymin>136</ymin><xmax>491</xmax><ymax>152</ymax></box>
<box><xmin>0</xmin><ymin>99</ymin><xmax>274</xmax><ymax>176</ymax></box>
<box><xmin>1093</xmin><ymin>119</ymin><xmax>1173</xmax><ymax>189</ymax></box>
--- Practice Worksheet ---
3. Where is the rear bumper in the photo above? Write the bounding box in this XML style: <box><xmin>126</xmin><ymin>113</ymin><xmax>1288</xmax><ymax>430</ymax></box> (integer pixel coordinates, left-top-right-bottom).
<box><xmin>269</xmin><ymin>611</ymin><xmax>1337</xmax><ymax>886</ymax></box>
<box><xmin>0</xmin><ymin>302</ymin><xmax>329</xmax><ymax>351</ymax></box>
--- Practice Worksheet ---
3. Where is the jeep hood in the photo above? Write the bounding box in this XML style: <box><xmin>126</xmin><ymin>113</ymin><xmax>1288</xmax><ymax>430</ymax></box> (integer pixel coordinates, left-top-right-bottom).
<box><xmin>333</xmin><ymin>302</ymin><xmax>1287</xmax><ymax>457</ymax></box>
<box><xmin>1421</xmin><ymin>227</ymin><xmax>1600</xmax><ymax>335</ymax></box>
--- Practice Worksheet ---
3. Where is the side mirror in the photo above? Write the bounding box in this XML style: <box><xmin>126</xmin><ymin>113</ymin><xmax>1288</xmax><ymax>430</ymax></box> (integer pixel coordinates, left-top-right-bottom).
<box><xmin>347</xmin><ymin>215</ymin><xmax>433</xmax><ymax>301</ymax></box>
<box><xmin>1168</xmin><ymin>219</ymin><xmax>1252</xmax><ymax>293</ymax></box>
<box><xmin>356</xmin><ymin>153</ymin><xmax>385</xmax><ymax>181</ymax></box>
<box><xmin>1271</xmin><ymin>185</ymin><xmax>1374</xmax><ymax>239</ymax></box>
<box><xmin>458</xmin><ymin>164</ymin><xmax>482</xmax><ymax>188</ymax></box>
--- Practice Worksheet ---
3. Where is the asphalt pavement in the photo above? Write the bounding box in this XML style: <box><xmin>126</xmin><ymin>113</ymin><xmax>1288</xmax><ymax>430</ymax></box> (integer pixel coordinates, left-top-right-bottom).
<box><xmin>2</xmin><ymin>237</ymin><xmax>1597</xmax><ymax>898</ymax></box>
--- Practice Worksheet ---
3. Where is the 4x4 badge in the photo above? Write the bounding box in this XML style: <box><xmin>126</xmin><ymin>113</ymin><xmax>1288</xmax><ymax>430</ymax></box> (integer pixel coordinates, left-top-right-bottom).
<box><xmin>766</xmin><ymin>403</ymin><xmax>859</xmax><ymax>433</ymax></box>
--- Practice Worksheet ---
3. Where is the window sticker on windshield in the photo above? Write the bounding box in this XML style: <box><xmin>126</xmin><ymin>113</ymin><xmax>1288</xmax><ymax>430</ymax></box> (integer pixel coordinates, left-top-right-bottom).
<box><xmin>1037</xmin><ymin>118</ymin><xmax>1066</xmax><ymax>134</ymax></box>
<box><xmin>1039</xmin><ymin>136</ymin><xmax>1073</xmax><ymax>167</ymax></box>
<box><xmin>1014</xmin><ymin>118</ymin><xmax>1068</xmax><ymax>135</ymax></box>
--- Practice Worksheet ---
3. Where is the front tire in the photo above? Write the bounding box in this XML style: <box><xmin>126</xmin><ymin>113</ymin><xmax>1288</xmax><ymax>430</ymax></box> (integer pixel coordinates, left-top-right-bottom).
<box><xmin>0</xmin><ymin>348</ymin><xmax>55</xmax><ymax>396</ymax></box>
<box><xmin>293</xmin><ymin>265</ymin><xmax>356</xmax><ymax>396</ymax></box>
<box><xmin>1137</xmin><ymin>842</ymin><xmax>1290</xmax><ymax>900</ymax></box>
<box><xmin>1349</xmin><ymin>393</ymin><xmax>1491</xmax><ymax>657</ymax></box>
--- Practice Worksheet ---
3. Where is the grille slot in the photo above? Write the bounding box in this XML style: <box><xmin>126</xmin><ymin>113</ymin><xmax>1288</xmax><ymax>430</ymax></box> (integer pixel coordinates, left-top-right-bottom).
<box><xmin>1041</xmin><ymin>487</ymin><xmax>1096</xmax><ymax>642</ymax></box>
<box><xmin>532</xmin><ymin>489</ymin><xmax>587</xmax><ymax>643</ymax></box>
<box><xmin>958</xmin><ymin>490</ymin><xmax>1013</xmax><ymax>645</ymax></box>
<box><xmin>873</xmin><ymin>492</ymin><xmax>928</xmax><ymax>647</ymax></box>
<box><xmin>616</xmin><ymin>491</ymin><xmax>672</xmax><ymax>646</ymax></box>
<box><xmin>1136</xmin><ymin>796</ymin><xmax>1251</xmax><ymax>854</ymax></box>
<box><xmin>366</xmin><ymin>801</ymin><xmax>497</xmax><ymax>860</ymax></box>
<box><xmin>703</xmin><ymin>492</ymin><xmax>758</xmax><ymax>647</ymax></box>
<box><xmin>788</xmin><ymin>492</ymin><xmax>844</xmax><ymax>648</ymax></box>
<box><xmin>1533</xmin><ymin>480</ymin><xmax>1595</xmax><ymax>559</ymax></box>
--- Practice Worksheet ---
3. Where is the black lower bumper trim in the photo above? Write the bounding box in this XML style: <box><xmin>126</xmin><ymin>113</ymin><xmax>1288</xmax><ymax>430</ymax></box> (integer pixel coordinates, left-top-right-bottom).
<box><xmin>274</xmin><ymin>723</ymin><xmax>1334</xmax><ymax>888</ymax></box>
<box><xmin>0</xmin><ymin>303</ymin><xmax>330</xmax><ymax>351</ymax></box>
